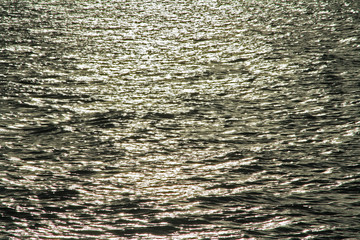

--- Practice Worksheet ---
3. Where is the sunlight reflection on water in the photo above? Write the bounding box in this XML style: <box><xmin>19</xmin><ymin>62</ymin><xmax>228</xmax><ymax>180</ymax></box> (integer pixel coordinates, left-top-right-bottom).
<box><xmin>1</xmin><ymin>0</ymin><xmax>360</xmax><ymax>239</ymax></box>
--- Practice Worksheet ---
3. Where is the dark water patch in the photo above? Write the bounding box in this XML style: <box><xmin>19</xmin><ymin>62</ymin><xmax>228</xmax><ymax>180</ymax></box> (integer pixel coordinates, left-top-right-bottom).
<box><xmin>206</xmin><ymin>183</ymin><xmax>241</xmax><ymax>190</ymax></box>
<box><xmin>151</xmin><ymin>216</ymin><xmax>209</xmax><ymax>226</ymax></box>
<box><xmin>70</xmin><ymin>168</ymin><xmax>98</xmax><ymax>176</ymax></box>
<box><xmin>0</xmin><ymin>187</ymin><xmax>33</xmax><ymax>199</ymax></box>
<box><xmin>190</xmin><ymin>191</ymin><xmax>278</xmax><ymax>206</ymax></box>
<box><xmin>96</xmin><ymin>198</ymin><xmax>162</xmax><ymax>217</ymax></box>
<box><xmin>228</xmin><ymin>57</ymin><xmax>248</xmax><ymax>63</ymax></box>
<box><xmin>36</xmin><ymin>189</ymin><xmax>79</xmax><ymax>201</ymax></box>
<box><xmin>71</xmin><ymin>229</ymin><xmax>104</xmax><ymax>236</ymax></box>
<box><xmin>186</xmin><ymin>176</ymin><xmax>212</xmax><ymax>182</ymax></box>
<box><xmin>226</xmin><ymin>214</ymin><xmax>274</xmax><ymax>224</ymax></box>
<box><xmin>23</xmin><ymin>124</ymin><xmax>63</xmax><ymax>135</ymax></box>
<box><xmin>42</xmin><ymin>205</ymin><xmax>85</xmax><ymax>213</ymax></box>
<box><xmin>340</xmin><ymin>163</ymin><xmax>360</xmax><ymax>172</ymax></box>
<box><xmin>0</xmin><ymin>206</ymin><xmax>36</xmax><ymax>221</ymax></box>
<box><xmin>189</xmin><ymin>195</ymin><xmax>241</xmax><ymax>206</ymax></box>
<box><xmin>277</xmin><ymin>203</ymin><xmax>339</xmax><ymax>217</ymax></box>
<box><xmin>39</xmin><ymin>212</ymin><xmax>59</xmax><ymax>220</ymax></box>
<box><xmin>109</xmin><ymin>225</ymin><xmax>179</xmax><ymax>236</ymax></box>
<box><xmin>79</xmin><ymin>110</ymin><xmax>136</xmax><ymax>125</ymax></box>
<box><xmin>220</xmin><ymin>151</ymin><xmax>249</xmax><ymax>160</ymax></box>
<box><xmin>143</xmin><ymin>112</ymin><xmax>176</xmax><ymax>120</ymax></box>
<box><xmin>333</xmin><ymin>180</ymin><xmax>360</xmax><ymax>194</ymax></box>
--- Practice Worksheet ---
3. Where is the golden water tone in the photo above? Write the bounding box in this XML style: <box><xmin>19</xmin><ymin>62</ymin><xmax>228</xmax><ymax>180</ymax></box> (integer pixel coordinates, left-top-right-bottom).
<box><xmin>1</xmin><ymin>0</ymin><xmax>360</xmax><ymax>239</ymax></box>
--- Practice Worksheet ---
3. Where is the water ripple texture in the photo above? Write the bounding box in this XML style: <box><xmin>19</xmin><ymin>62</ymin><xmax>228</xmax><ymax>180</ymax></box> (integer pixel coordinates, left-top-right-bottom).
<box><xmin>1</xmin><ymin>0</ymin><xmax>360</xmax><ymax>239</ymax></box>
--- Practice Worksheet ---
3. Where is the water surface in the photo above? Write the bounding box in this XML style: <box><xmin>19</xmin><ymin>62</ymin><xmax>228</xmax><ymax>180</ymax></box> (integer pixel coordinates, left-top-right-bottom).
<box><xmin>1</xmin><ymin>0</ymin><xmax>360</xmax><ymax>239</ymax></box>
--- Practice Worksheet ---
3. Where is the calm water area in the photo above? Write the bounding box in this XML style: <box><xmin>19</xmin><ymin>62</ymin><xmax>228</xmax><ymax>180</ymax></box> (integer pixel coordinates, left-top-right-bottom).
<box><xmin>1</xmin><ymin>0</ymin><xmax>360</xmax><ymax>239</ymax></box>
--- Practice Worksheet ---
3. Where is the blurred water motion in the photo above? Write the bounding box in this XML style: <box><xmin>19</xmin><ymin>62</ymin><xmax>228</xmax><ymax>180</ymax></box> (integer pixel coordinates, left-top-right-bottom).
<box><xmin>1</xmin><ymin>0</ymin><xmax>360</xmax><ymax>239</ymax></box>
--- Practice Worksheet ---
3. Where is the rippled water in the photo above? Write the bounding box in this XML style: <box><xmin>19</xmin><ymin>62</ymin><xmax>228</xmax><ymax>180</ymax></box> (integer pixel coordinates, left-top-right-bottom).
<box><xmin>1</xmin><ymin>0</ymin><xmax>360</xmax><ymax>239</ymax></box>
